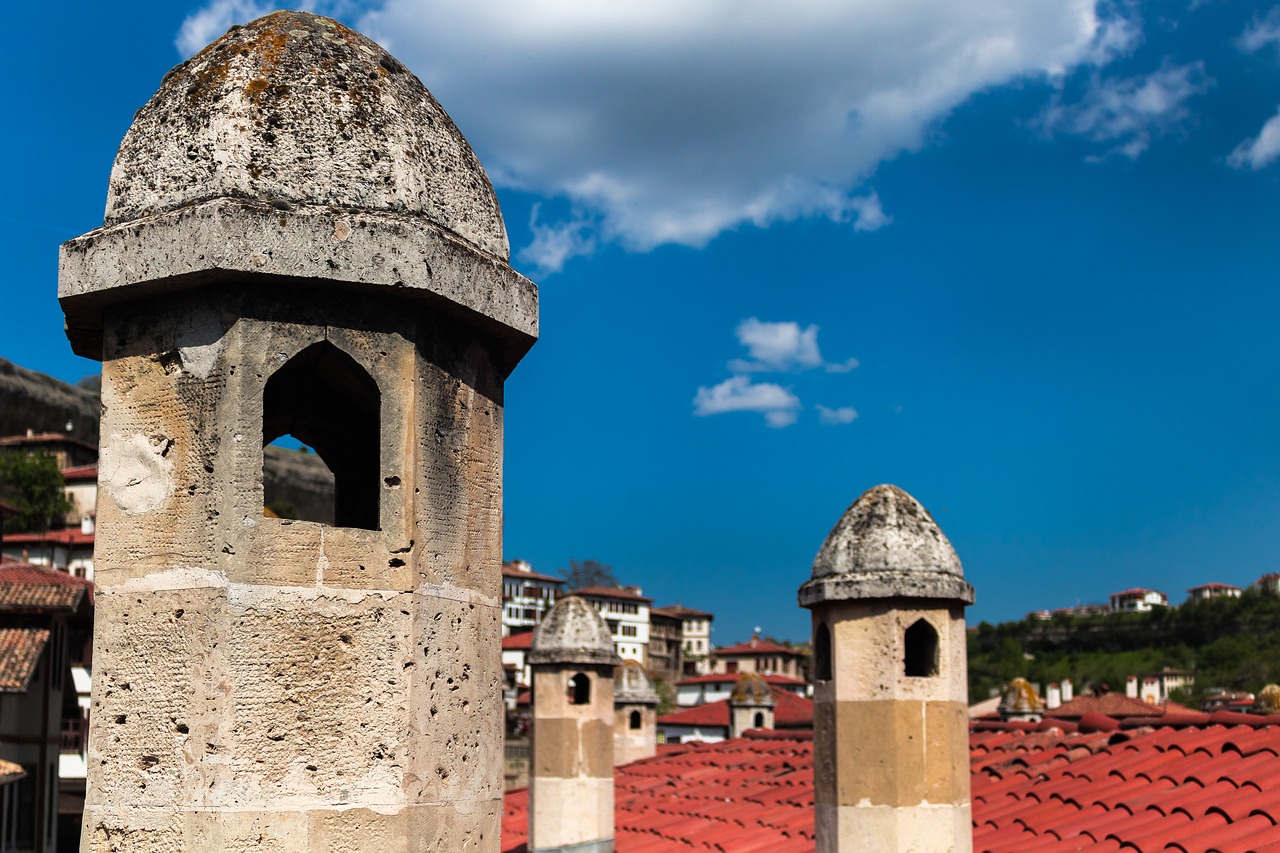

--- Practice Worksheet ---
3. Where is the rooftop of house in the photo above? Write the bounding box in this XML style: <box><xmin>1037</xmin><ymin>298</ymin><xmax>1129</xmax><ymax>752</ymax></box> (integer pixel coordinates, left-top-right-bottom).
<box><xmin>501</xmin><ymin>713</ymin><xmax>1280</xmax><ymax>852</ymax></box>
<box><xmin>3</xmin><ymin>529</ymin><xmax>95</xmax><ymax>547</ymax></box>
<box><xmin>62</xmin><ymin>463</ymin><xmax>98</xmax><ymax>481</ymax></box>
<box><xmin>501</xmin><ymin>561</ymin><xmax>566</xmax><ymax>585</ymax></box>
<box><xmin>1045</xmin><ymin>694</ymin><xmax>1199</xmax><ymax>721</ymax></box>
<box><xmin>1187</xmin><ymin>582</ymin><xmax>1242</xmax><ymax>592</ymax></box>
<box><xmin>1111</xmin><ymin>588</ymin><xmax>1164</xmax><ymax>597</ymax></box>
<box><xmin>677</xmin><ymin>672</ymin><xmax>806</xmax><ymax>687</ymax></box>
<box><xmin>713</xmin><ymin>638</ymin><xmax>802</xmax><ymax>658</ymax></box>
<box><xmin>501</xmin><ymin>631</ymin><xmax>535</xmax><ymax>651</ymax></box>
<box><xmin>0</xmin><ymin>558</ymin><xmax>93</xmax><ymax>611</ymax></box>
<box><xmin>0</xmin><ymin>433</ymin><xmax>97</xmax><ymax>453</ymax></box>
<box><xmin>659</xmin><ymin>686</ymin><xmax>812</xmax><ymax>730</ymax></box>
<box><xmin>0</xmin><ymin>627</ymin><xmax>51</xmax><ymax>692</ymax></box>
<box><xmin>650</xmin><ymin>604</ymin><xmax>714</xmax><ymax>620</ymax></box>
<box><xmin>574</xmin><ymin>585</ymin><xmax>654</xmax><ymax>604</ymax></box>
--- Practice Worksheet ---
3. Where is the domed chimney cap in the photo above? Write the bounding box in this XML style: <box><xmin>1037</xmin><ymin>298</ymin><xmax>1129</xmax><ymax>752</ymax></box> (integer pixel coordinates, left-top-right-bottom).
<box><xmin>799</xmin><ymin>484</ymin><xmax>974</xmax><ymax>607</ymax></box>
<box><xmin>530</xmin><ymin>596</ymin><xmax>621</xmax><ymax>667</ymax></box>
<box><xmin>105</xmin><ymin>11</ymin><xmax>508</xmax><ymax>259</ymax></box>
<box><xmin>728</xmin><ymin>672</ymin><xmax>774</xmax><ymax>707</ymax></box>
<box><xmin>614</xmin><ymin>660</ymin><xmax>659</xmax><ymax>705</ymax></box>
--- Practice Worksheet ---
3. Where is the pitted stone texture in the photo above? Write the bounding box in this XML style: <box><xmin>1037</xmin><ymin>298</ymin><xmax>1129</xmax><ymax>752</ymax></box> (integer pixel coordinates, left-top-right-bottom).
<box><xmin>106</xmin><ymin>11</ymin><xmax>507</xmax><ymax>260</ymax></box>
<box><xmin>613</xmin><ymin>660</ymin><xmax>658</xmax><ymax>706</ymax></box>
<box><xmin>801</xmin><ymin>484</ymin><xmax>974</xmax><ymax>606</ymax></box>
<box><xmin>530</xmin><ymin>597</ymin><xmax>620</xmax><ymax>666</ymax></box>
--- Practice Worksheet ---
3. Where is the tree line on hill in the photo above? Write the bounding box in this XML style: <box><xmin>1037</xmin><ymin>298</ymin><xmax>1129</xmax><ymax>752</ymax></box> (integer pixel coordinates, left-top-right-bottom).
<box><xmin>968</xmin><ymin>590</ymin><xmax>1280</xmax><ymax>706</ymax></box>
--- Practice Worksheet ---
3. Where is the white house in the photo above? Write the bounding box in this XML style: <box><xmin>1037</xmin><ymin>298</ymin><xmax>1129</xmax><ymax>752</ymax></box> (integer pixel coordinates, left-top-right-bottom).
<box><xmin>1109</xmin><ymin>588</ymin><xmax>1168</xmax><ymax>613</ymax></box>
<box><xmin>576</xmin><ymin>585</ymin><xmax>651</xmax><ymax>663</ymax></box>
<box><xmin>501</xmin><ymin>560</ymin><xmax>565</xmax><ymax>637</ymax></box>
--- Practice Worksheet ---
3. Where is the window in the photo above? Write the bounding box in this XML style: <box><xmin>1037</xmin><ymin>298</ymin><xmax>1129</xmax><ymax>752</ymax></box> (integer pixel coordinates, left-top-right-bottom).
<box><xmin>568</xmin><ymin>673</ymin><xmax>591</xmax><ymax>705</ymax></box>
<box><xmin>753</xmin><ymin>712</ymin><xmax>765</xmax><ymax>729</ymax></box>
<box><xmin>904</xmin><ymin>618</ymin><xmax>939</xmax><ymax>678</ymax></box>
<box><xmin>813</xmin><ymin>622</ymin><xmax>832</xmax><ymax>681</ymax></box>
<box><xmin>263</xmin><ymin>341</ymin><xmax>380</xmax><ymax>530</ymax></box>
<box><xmin>629</xmin><ymin>710</ymin><xmax>642</xmax><ymax>730</ymax></box>
<box><xmin>621</xmin><ymin>624</ymin><xmax>637</xmax><ymax>637</ymax></box>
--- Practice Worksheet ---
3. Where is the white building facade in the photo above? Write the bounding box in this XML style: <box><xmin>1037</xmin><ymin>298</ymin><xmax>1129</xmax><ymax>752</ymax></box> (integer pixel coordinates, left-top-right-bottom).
<box><xmin>577</xmin><ymin>586</ymin><xmax>652</xmax><ymax>663</ymax></box>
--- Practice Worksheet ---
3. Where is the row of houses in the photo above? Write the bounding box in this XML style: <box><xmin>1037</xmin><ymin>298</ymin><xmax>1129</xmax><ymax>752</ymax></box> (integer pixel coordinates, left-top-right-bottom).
<box><xmin>1026</xmin><ymin>579</ymin><xmax>1255</xmax><ymax>619</ymax></box>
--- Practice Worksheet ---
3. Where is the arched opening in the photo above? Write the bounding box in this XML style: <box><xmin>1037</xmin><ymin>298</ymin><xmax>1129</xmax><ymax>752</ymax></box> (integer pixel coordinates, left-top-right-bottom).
<box><xmin>904</xmin><ymin>618</ymin><xmax>939</xmax><ymax>677</ymax></box>
<box><xmin>568</xmin><ymin>673</ymin><xmax>591</xmax><ymax>705</ymax></box>
<box><xmin>753</xmin><ymin>712</ymin><xmax>765</xmax><ymax>729</ymax></box>
<box><xmin>813</xmin><ymin>622</ymin><xmax>832</xmax><ymax>681</ymax></box>
<box><xmin>628</xmin><ymin>710</ymin><xmax>642</xmax><ymax>730</ymax></box>
<box><xmin>263</xmin><ymin>342</ymin><xmax>380</xmax><ymax>530</ymax></box>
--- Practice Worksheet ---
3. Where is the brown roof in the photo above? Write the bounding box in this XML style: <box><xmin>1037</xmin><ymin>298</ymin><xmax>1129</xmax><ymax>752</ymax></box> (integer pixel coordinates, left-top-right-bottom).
<box><xmin>714</xmin><ymin>638</ymin><xmax>803</xmax><ymax>658</ymax></box>
<box><xmin>651</xmin><ymin>604</ymin><xmax>714</xmax><ymax>620</ymax></box>
<box><xmin>1046</xmin><ymin>693</ymin><xmax>1172</xmax><ymax>720</ymax></box>
<box><xmin>575</xmin><ymin>585</ymin><xmax>653</xmax><ymax>603</ymax></box>
<box><xmin>502</xmin><ymin>631</ymin><xmax>535</xmax><ymax>650</ymax></box>
<box><xmin>0</xmin><ymin>433</ymin><xmax>97</xmax><ymax>452</ymax></box>
<box><xmin>0</xmin><ymin>559</ymin><xmax>92</xmax><ymax>611</ymax></box>
<box><xmin>61</xmin><ymin>464</ymin><xmax>99</xmax><ymax>481</ymax></box>
<box><xmin>0</xmin><ymin>627</ymin><xmax>49</xmax><ymax>692</ymax></box>
<box><xmin>501</xmin><ymin>562</ymin><xmax>566</xmax><ymax>585</ymax></box>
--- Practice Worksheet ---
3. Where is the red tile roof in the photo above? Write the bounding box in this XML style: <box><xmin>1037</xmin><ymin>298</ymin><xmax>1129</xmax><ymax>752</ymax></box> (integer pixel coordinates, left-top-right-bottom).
<box><xmin>0</xmin><ymin>559</ymin><xmax>92</xmax><ymax>611</ymax></box>
<box><xmin>1047</xmin><ymin>693</ymin><xmax>1174</xmax><ymax>720</ymax></box>
<box><xmin>678</xmin><ymin>672</ymin><xmax>806</xmax><ymax>687</ymax></box>
<box><xmin>659</xmin><ymin>687</ymin><xmax>813</xmax><ymax>730</ymax></box>
<box><xmin>0</xmin><ymin>433</ymin><xmax>96</xmax><ymax>451</ymax></box>
<box><xmin>4</xmin><ymin>529</ymin><xmax>95</xmax><ymax>546</ymax></box>
<box><xmin>501</xmin><ymin>730</ymin><xmax>816</xmax><ymax>853</ymax></box>
<box><xmin>0</xmin><ymin>627</ymin><xmax>50</xmax><ymax>692</ymax></box>
<box><xmin>61</xmin><ymin>464</ymin><xmax>99</xmax><ymax>481</ymax></box>
<box><xmin>714</xmin><ymin>638</ymin><xmax>802</xmax><ymax>658</ymax></box>
<box><xmin>575</xmin><ymin>585</ymin><xmax>654</xmax><ymax>603</ymax></box>
<box><xmin>502</xmin><ymin>631</ymin><xmax>535</xmax><ymax>650</ymax></box>
<box><xmin>500</xmin><ymin>715</ymin><xmax>1280</xmax><ymax>851</ymax></box>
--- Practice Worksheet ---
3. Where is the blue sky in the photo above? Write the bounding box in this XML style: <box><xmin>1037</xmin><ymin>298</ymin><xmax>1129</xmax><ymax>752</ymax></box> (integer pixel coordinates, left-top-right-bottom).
<box><xmin>6</xmin><ymin>0</ymin><xmax>1280</xmax><ymax>646</ymax></box>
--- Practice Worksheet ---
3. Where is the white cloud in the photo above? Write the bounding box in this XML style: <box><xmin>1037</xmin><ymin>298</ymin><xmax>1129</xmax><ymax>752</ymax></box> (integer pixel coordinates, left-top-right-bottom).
<box><xmin>1239</xmin><ymin>8</ymin><xmax>1280</xmax><ymax>53</ymax></box>
<box><xmin>339</xmin><ymin>0</ymin><xmax>1132</xmax><ymax>267</ymax></box>
<box><xmin>518</xmin><ymin>205</ymin><xmax>597</xmax><ymax>275</ymax></box>
<box><xmin>1229</xmin><ymin>108</ymin><xmax>1280</xmax><ymax>170</ymax></box>
<box><xmin>727</xmin><ymin>318</ymin><xmax>857</xmax><ymax>375</ymax></box>
<box><xmin>729</xmin><ymin>319</ymin><xmax>823</xmax><ymax>373</ymax></box>
<box><xmin>1039</xmin><ymin>61</ymin><xmax>1211</xmax><ymax>159</ymax></box>
<box><xmin>693</xmin><ymin>376</ymin><xmax>801</xmax><ymax>428</ymax></box>
<box><xmin>850</xmin><ymin>192</ymin><xmax>892</xmax><ymax>233</ymax></box>
<box><xmin>816</xmin><ymin>405</ymin><xmax>859</xmax><ymax>425</ymax></box>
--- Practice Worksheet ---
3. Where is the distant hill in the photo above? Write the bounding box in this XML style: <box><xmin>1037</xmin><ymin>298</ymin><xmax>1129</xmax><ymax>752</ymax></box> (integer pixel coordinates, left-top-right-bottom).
<box><xmin>968</xmin><ymin>590</ymin><xmax>1280</xmax><ymax>705</ymax></box>
<box><xmin>0</xmin><ymin>356</ymin><xmax>335</xmax><ymax>519</ymax></box>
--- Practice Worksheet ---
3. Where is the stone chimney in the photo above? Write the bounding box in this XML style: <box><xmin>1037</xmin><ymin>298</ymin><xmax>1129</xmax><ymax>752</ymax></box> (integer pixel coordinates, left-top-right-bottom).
<box><xmin>1126</xmin><ymin>675</ymin><xmax>1139</xmax><ymax>698</ymax></box>
<box><xmin>58</xmin><ymin>11</ymin><xmax>536</xmax><ymax>850</ymax></box>
<box><xmin>728</xmin><ymin>672</ymin><xmax>775</xmax><ymax>737</ymax></box>
<box><xmin>529</xmin><ymin>596</ymin><xmax>621</xmax><ymax>853</ymax></box>
<box><xmin>998</xmin><ymin>678</ymin><xmax>1044</xmax><ymax>723</ymax></box>
<box><xmin>1046</xmin><ymin>682</ymin><xmax>1061</xmax><ymax>710</ymax></box>
<box><xmin>799</xmin><ymin>484</ymin><xmax>975</xmax><ymax>853</ymax></box>
<box><xmin>613</xmin><ymin>659</ymin><xmax>659</xmax><ymax>765</ymax></box>
<box><xmin>1062</xmin><ymin>678</ymin><xmax>1074</xmax><ymax>702</ymax></box>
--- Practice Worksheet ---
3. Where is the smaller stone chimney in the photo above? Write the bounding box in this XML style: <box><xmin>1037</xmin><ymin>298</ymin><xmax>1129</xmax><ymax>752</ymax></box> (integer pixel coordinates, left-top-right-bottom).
<box><xmin>613</xmin><ymin>659</ymin><xmax>659</xmax><ymax>765</ymax></box>
<box><xmin>729</xmin><ymin>672</ymin><xmax>775</xmax><ymax>736</ymax></box>
<box><xmin>1061</xmin><ymin>678</ymin><xmax>1074</xmax><ymax>702</ymax></box>
<box><xmin>1126</xmin><ymin>675</ymin><xmax>1139</xmax><ymax>698</ymax></box>
<box><xmin>998</xmin><ymin>678</ymin><xmax>1044</xmax><ymax>723</ymax></box>
<box><xmin>1141</xmin><ymin>677</ymin><xmax>1160</xmax><ymax>704</ymax></box>
<box><xmin>529</xmin><ymin>596</ymin><xmax>622</xmax><ymax>853</ymax></box>
<box><xmin>1046</xmin><ymin>682</ymin><xmax>1061</xmax><ymax>710</ymax></box>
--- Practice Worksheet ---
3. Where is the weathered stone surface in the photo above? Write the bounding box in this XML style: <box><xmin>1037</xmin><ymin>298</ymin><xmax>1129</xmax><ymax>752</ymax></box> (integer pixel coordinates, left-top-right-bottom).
<box><xmin>106</xmin><ymin>11</ymin><xmax>507</xmax><ymax>260</ymax></box>
<box><xmin>530</xmin><ymin>597</ymin><xmax>620</xmax><ymax>666</ymax></box>
<box><xmin>800</xmin><ymin>484</ymin><xmax>974</xmax><ymax>606</ymax></box>
<box><xmin>612</xmin><ymin>659</ymin><xmax>658</xmax><ymax>705</ymax></box>
<box><xmin>59</xmin><ymin>199</ymin><xmax>537</xmax><ymax>372</ymax></box>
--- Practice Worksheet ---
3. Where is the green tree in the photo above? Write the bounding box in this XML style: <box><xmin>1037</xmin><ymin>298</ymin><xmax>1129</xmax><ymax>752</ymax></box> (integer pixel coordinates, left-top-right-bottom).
<box><xmin>0</xmin><ymin>452</ymin><xmax>72</xmax><ymax>533</ymax></box>
<box><xmin>560</xmin><ymin>559</ymin><xmax>618</xmax><ymax>590</ymax></box>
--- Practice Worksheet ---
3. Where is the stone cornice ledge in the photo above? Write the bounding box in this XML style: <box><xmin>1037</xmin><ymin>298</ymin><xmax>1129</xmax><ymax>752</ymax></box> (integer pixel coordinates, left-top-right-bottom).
<box><xmin>58</xmin><ymin>197</ymin><xmax>538</xmax><ymax>370</ymax></box>
<box><xmin>798</xmin><ymin>570</ymin><xmax>975</xmax><ymax>607</ymax></box>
